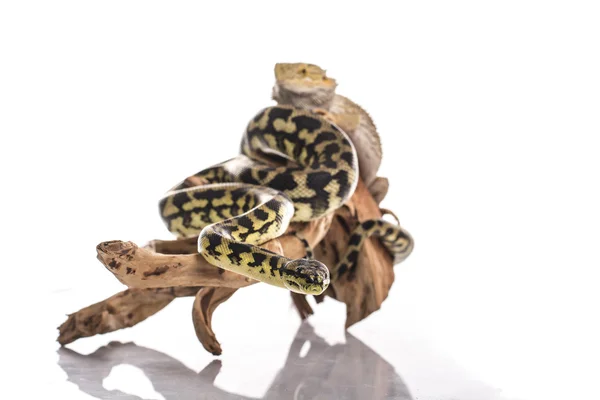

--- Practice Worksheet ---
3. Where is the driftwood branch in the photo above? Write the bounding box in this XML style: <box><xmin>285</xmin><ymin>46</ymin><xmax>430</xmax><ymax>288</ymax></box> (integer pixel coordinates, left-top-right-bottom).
<box><xmin>58</xmin><ymin>177</ymin><xmax>412</xmax><ymax>353</ymax></box>
<box><xmin>192</xmin><ymin>287</ymin><xmax>238</xmax><ymax>355</ymax></box>
<box><xmin>95</xmin><ymin>212</ymin><xmax>332</xmax><ymax>289</ymax></box>
<box><xmin>58</xmin><ymin>287</ymin><xmax>201</xmax><ymax>346</ymax></box>
<box><xmin>96</xmin><ymin>240</ymin><xmax>257</xmax><ymax>290</ymax></box>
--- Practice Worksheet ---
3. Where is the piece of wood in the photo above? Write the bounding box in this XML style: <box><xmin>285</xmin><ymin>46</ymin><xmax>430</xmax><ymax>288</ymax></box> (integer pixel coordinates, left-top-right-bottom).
<box><xmin>58</xmin><ymin>178</ymin><xmax>408</xmax><ymax>351</ymax></box>
<box><xmin>95</xmin><ymin>211</ymin><xmax>332</xmax><ymax>289</ymax></box>
<box><xmin>60</xmin><ymin>214</ymin><xmax>333</xmax><ymax>350</ymax></box>
<box><xmin>145</xmin><ymin>236</ymin><xmax>198</xmax><ymax>254</ymax></box>
<box><xmin>192</xmin><ymin>287</ymin><xmax>238</xmax><ymax>355</ymax></box>
<box><xmin>96</xmin><ymin>240</ymin><xmax>257</xmax><ymax>289</ymax></box>
<box><xmin>57</xmin><ymin>287</ymin><xmax>201</xmax><ymax>346</ymax></box>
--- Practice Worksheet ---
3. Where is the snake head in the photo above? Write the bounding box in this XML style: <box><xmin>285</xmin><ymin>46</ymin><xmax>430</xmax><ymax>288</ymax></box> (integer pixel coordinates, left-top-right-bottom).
<box><xmin>281</xmin><ymin>259</ymin><xmax>330</xmax><ymax>295</ymax></box>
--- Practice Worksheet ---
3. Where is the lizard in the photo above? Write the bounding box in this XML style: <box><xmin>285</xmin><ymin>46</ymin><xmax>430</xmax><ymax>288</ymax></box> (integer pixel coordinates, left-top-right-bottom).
<box><xmin>272</xmin><ymin>62</ymin><xmax>389</xmax><ymax>204</ymax></box>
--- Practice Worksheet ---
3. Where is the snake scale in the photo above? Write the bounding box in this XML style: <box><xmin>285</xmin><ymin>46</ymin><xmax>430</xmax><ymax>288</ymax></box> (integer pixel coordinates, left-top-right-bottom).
<box><xmin>159</xmin><ymin>105</ymin><xmax>412</xmax><ymax>295</ymax></box>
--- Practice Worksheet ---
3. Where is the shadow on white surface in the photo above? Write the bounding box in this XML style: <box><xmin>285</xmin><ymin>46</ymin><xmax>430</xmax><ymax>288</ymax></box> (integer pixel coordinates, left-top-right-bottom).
<box><xmin>58</xmin><ymin>322</ymin><xmax>412</xmax><ymax>400</ymax></box>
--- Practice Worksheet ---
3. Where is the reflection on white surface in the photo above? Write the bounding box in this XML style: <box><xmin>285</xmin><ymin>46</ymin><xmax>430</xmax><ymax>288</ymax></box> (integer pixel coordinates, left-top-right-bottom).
<box><xmin>103</xmin><ymin>365</ymin><xmax>166</xmax><ymax>400</ymax></box>
<box><xmin>58</xmin><ymin>323</ymin><xmax>412</xmax><ymax>400</ymax></box>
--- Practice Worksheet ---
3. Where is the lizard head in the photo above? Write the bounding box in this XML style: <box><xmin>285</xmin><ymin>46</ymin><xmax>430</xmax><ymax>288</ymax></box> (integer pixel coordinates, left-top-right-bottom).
<box><xmin>274</xmin><ymin>63</ymin><xmax>336</xmax><ymax>88</ymax></box>
<box><xmin>272</xmin><ymin>63</ymin><xmax>337</xmax><ymax>109</ymax></box>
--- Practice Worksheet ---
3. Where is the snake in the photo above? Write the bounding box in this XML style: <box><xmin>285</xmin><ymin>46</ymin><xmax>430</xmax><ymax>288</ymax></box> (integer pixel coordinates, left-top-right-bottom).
<box><xmin>159</xmin><ymin>105</ymin><xmax>412</xmax><ymax>295</ymax></box>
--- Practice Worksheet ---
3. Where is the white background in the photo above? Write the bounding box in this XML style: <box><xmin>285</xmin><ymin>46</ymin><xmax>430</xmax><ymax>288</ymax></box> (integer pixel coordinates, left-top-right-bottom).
<box><xmin>1</xmin><ymin>1</ymin><xmax>599</xmax><ymax>400</ymax></box>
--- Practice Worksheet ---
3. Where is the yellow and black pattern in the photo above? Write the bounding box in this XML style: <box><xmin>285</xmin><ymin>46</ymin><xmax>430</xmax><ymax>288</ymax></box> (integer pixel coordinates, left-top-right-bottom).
<box><xmin>159</xmin><ymin>105</ymin><xmax>410</xmax><ymax>295</ymax></box>
<box><xmin>336</xmin><ymin>219</ymin><xmax>414</xmax><ymax>278</ymax></box>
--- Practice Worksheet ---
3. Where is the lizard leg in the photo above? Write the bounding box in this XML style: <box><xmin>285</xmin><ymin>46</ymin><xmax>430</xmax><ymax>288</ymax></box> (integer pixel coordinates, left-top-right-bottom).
<box><xmin>313</xmin><ymin>108</ymin><xmax>337</xmax><ymax>125</ymax></box>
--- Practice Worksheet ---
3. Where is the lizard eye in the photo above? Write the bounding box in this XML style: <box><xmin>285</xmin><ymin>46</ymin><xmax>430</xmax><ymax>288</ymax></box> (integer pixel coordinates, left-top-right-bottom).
<box><xmin>300</xmin><ymin>68</ymin><xmax>307</xmax><ymax>74</ymax></box>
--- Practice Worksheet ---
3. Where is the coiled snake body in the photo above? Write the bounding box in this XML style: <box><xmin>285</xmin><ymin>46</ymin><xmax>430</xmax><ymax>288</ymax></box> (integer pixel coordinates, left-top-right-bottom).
<box><xmin>159</xmin><ymin>106</ymin><xmax>412</xmax><ymax>295</ymax></box>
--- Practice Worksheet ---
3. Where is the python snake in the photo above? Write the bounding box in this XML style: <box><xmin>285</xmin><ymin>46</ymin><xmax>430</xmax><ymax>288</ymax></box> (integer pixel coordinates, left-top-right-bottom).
<box><xmin>159</xmin><ymin>105</ymin><xmax>412</xmax><ymax>295</ymax></box>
